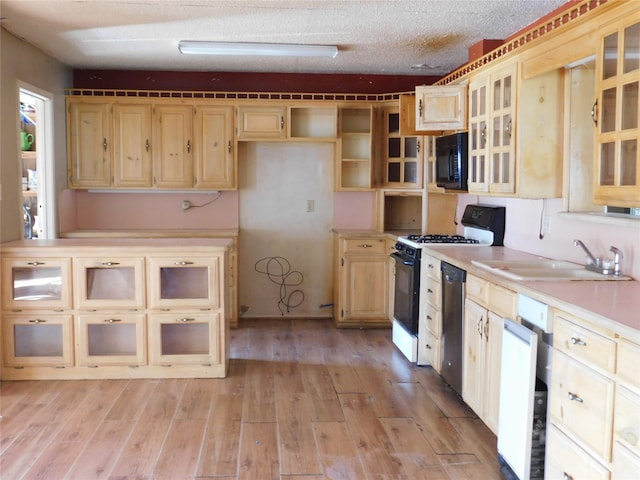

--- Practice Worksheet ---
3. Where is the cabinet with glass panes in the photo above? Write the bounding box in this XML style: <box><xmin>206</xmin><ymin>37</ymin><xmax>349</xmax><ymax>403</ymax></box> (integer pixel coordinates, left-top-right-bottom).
<box><xmin>382</xmin><ymin>105</ymin><xmax>423</xmax><ymax>189</ymax></box>
<box><xmin>594</xmin><ymin>19</ymin><xmax>640</xmax><ymax>207</ymax></box>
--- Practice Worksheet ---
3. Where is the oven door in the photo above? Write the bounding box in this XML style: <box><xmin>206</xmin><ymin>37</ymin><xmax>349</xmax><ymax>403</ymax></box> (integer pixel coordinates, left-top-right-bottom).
<box><xmin>391</xmin><ymin>252</ymin><xmax>420</xmax><ymax>335</ymax></box>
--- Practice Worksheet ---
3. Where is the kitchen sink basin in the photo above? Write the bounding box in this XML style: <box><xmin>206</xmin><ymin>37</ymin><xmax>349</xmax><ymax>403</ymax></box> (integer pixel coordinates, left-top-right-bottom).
<box><xmin>470</xmin><ymin>259</ymin><xmax>630</xmax><ymax>281</ymax></box>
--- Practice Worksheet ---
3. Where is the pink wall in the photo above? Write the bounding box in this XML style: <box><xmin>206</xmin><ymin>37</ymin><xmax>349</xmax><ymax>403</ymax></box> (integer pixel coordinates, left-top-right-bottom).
<box><xmin>60</xmin><ymin>189</ymin><xmax>376</xmax><ymax>233</ymax></box>
<box><xmin>456</xmin><ymin>194</ymin><xmax>640</xmax><ymax>280</ymax></box>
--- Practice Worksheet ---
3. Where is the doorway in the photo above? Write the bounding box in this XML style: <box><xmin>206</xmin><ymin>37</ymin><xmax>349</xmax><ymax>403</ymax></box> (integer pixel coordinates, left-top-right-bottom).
<box><xmin>19</xmin><ymin>86</ymin><xmax>54</xmax><ymax>239</ymax></box>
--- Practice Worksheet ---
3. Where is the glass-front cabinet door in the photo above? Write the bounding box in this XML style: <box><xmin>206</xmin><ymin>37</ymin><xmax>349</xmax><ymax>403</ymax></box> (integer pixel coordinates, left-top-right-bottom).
<box><xmin>595</xmin><ymin>20</ymin><xmax>640</xmax><ymax>206</ymax></box>
<box><xmin>74</xmin><ymin>257</ymin><xmax>145</xmax><ymax>310</ymax></box>
<box><xmin>148</xmin><ymin>313</ymin><xmax>221</xmax><ymax>365</ymax></box>
<box><xmin>1</xmin><ymin>258</ymin><xmax>72</xmax><ymax>310</ymax></box>
<box><xmin>383</xmin><ymin>107</ymin><xmax>423</xmax><ymax>189</ymax></box>
<box><xmin>147</xmin><ymin>256</ymin><xmax>221</xmax><ymax>309</ymax></box>
<box><xmin>76</xmin><ymin>313</ymin><xmax>146</xmax><ymax>366</ymax></box>
<box><xmin>468</xmin><ymin>77</ymin><xmax>489</xmax><ymax>193</ymax></box>
<box><xmin>488</xmin><ymin>64</ymin><xmax>516</xmax><ymax>194</ymax></box>
<box><xmin>2</xmin><ymin>314</ymin><xmax>73</xmax><ymax>367</ymax></box>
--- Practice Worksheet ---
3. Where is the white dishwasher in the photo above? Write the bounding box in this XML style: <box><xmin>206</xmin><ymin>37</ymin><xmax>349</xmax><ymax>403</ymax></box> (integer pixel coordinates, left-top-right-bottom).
<box><xmin>497</xmin><ymin>294</ymin><xmax>552</xmax><ymax>480</ymax></box>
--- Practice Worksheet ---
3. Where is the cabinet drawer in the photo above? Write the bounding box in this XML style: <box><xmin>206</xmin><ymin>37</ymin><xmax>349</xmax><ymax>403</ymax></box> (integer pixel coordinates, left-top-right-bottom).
<box><xmin>614</xmin><ymin>386</ymin><xmax>640</xmax><ymax>458</ymax></box>
<box><xmin>546</xmin><ymin>424</ymin><xmax>610</xmax><ymax>480</ymax></box>
<box><xmin>422</xmin><ymin>254</ymin><xmax>441</xmax><ymax>281</ymax></box>
<box><xmin>488</xmin><ymin>283</ymin><xmax>517</xmax><ymax>319</ymax></box>
<box><xmin>550</xmin><ymin>349</ymin><xmax>614</xmax><ymax>461</ymax></box>
<box><xmin>554</xmin><ymin>314</ymin><xmax>616</xmax><ymax>374</ymax></box>
<box><xmin>343</xmin><ymin>238</ymin><xmax>386</xmax><ymax>254</ymax></box>
<box><xmin>618</xmin><ymin>338</ymin><xmax>640</xmax><ymax>389</ymax></box>
<box><xmin>612</xmin><ymin>441</ymin><xmax>640</xmax><ymax>480</ymax></box>
<box><xmin>422</xmin><ymin>278</ymin><xmax>441</xmax><ymax>310</ymax></box>
<box><xmin>466</xmin><ymin>274</ymin><xmax>488</xmax><ymax>306</ymax></box>
<box><xmin>418</xmin><ymin>329</ymin><xmax>440</xmax><ymax>371</ymax></box>
<box><xmin>421</xmin><ymin>301</ymin><xmax>441</xmax><ymax>337</ymax></box>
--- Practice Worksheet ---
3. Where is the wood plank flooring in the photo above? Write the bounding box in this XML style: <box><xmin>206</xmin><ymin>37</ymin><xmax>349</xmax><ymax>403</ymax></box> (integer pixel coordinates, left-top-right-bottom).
<box><xmin>0</xmin><ymin>318</ymin><xmax>502</xmax><ymax>479</ymax></box>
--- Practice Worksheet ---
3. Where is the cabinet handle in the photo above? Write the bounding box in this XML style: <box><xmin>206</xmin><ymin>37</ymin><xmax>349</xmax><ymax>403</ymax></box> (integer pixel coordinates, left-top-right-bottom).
<box><xmin>101</xmin><ymin>261</ymin><xmax>120</xmax><ymax>266</ymax></box>
<box><xmin>418</xmin><ymin>99</ymin><xmax>423</xmax><ymax>116</ymax></box>
<box><xmin>175</xmin><ymin>261</ymin><xmax>194</xmax><ymax>265</ymax></box>
<box><xmin>227</xmin><ymin>140</ymin><xmax>232</xmax><ymax>153</ymax></box>
<box><xmin>570</xmin><ymin>337</ymin><xmax>586</xmax><ymax>346</ymax></box>
<box><xmin>568</xmin><ymin>392</ymin><xmax>584</xmax><ymax>403</ymax></box>
<box><xmin>104</xmin><ymin>318</ymin><xmax>121</xmax><ymax>323</ymax></box>
<box><xmin>477</xmin><ymin>317</ymin><xmax>483</xmax><ymax>339</ymax></box>
<box><xmin>358</xmin><ymin>244</ymin><xmax>373</xmax><ymax>248</ymax></box>
<box><xmin>563</xmin><ymin>473</ymin><xmax>574</xmax><ymax>480</ymax></box>
<box><xmin>426</xmin><ymin>315</ymin><xmax>433</xmax><ymax>320</ymax></box>
<box><xmin>187</xmin><ymin>140</ymin><xmax>191</xmax><ymax>153</ymax></box>
<box><xmin>26</xmin><ymin>261</ymin><xmax>45</xmax><ymax>266</ymax></box>
<box><xmin>280</xmin><ymin>116</ymin><xmax>284</xmax><ymax>130</ymax></box>
<box><xmin>28</xmin><ymin>319</ymin><xmax>46</xmax><ymax>323</ymax></box>
<box><xmin>417</xmin><ymin>140</ymin><xmax>421</xmax><ymax>153</ymax></box>
<box><xmin>103</xmin><ymin>138</ymin><xmax>108</xmax><ymax>151</ymax></box>
<box><xmin>428</xmin><ymin>263</ymin><xmax>435</xmax><ymax>269</ymax></box>
<box><xmin>145</xmin><ymin>139</ymin><xmax>150</xmax><ymax>152</ymax></box>
<box><xmin>178</xmin><ymin>317</ymin><xmax>195</xmax><ymax>322</ymax></box>
<box><xmin>481</xmin><ymin>123</ymin><xmax>487</xmax><ymax>148</ymax></box>
<box><xmin>591</xmin><ymin>99</ymin><xmax>598</xmax><ymax>126</ymax></box>
<box><xmin>506</xmin><ymin>118</ymin><xmax>512</xmax><ymax>137</ymax></box>
<box><xmin>426</xmin><ymin>344</ymin><xmax>432</xmax><ymax>349</ymax></box>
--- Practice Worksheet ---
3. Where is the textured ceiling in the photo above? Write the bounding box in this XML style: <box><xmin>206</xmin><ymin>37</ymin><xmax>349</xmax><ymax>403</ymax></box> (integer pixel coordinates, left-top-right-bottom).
<box><xmin>1</xmin><ymin>0</ymin><xmax>568</xmax><ymax>76</ymax></box>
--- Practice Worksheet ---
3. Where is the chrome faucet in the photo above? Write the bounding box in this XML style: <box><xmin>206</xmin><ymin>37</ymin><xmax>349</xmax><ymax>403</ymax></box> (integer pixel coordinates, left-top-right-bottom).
<box><xmin>573</xmin><ymin>239</ymin><xmax>623</xmax><ymax>276</ymax></box>
<box><xmin>610</xmin><ymin>246</ymin><xmax>623</xmax><ymax>276</ymax></box>
<box><xmin>573</xmin><ymin>239</ymin><xmax>598</xmax><ymax>266</ymax></box>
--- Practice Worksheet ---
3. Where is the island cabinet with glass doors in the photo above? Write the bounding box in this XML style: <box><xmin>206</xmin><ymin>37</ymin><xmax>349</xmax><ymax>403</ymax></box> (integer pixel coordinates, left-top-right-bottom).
<box><xmin>0</xmin><ymin>238</ymin><xmax>231</xmax><ymax>380</ymax></box>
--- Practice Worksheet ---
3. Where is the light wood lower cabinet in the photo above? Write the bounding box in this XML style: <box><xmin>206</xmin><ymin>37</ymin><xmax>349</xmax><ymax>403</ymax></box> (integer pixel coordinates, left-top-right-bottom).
<box><xmin>1</xmin><ymin>239</ymin><xmax>231</xmax><ymax>380</ymax></box>
<box><xmin>547</xmin><ymin>309</ymin><xmax>640</xmax><ymax>479</ymax></box>
<box><xmin>334</xmin><ymin>234</ymin><xmax>391</xmax><ymax>328</ymax></box>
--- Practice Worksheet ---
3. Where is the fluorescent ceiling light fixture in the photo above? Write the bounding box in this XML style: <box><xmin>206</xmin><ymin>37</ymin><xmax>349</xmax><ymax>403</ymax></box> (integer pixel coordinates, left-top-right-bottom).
<box><xmin>178</xmin><ymin>41</ymin><xmax>338</xmax><ymax>58</ymax></box>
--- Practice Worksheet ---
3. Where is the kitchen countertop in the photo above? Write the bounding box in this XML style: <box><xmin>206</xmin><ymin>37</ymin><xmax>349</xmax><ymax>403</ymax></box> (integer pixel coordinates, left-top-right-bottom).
<box><xmin>423</xmin><ymin>245</ymin><xmax>640</xmax><ymax>336</ymax></box>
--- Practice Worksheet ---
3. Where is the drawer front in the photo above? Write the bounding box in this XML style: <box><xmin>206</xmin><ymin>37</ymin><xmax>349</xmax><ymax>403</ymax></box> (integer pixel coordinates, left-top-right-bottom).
<box><xmin>614</xmin><ymin>386</ymin><xmax>640</xmax><ymax>458</ymax></box>
<box><xmin>617</xmin><ymin>338</ymin><xmax>640</xmax><ymax>389</ymax></box>
<box><xmin>554</xmin><ymin>314</ymin><xmax>616</xmax><ymax>374</ymax></box>
<box><xmin>466</xmin><ymin>274</ymin><xmax>488</xmax><ymax>307</ymax></box>
<box><xmin>418</xmin><ymin>329</ymin><xmax>440</xmax><ymax>371</ymax></box>
<box><xmin>343</xmin><ymin>238</ymin><xmax>386</xmax><ymax>254</ymax></box>
<box><xmin>422</xmin><ymin>254</ymin><xmax>441</xmax><ymax>282</ymax></box>
<box><xmin>422</xmin><ymin>278</ymin><xmax>441</xmax><ymax>310</ymax></box>
<box><xmin>550</xmin><ymin>349</ymin><xmax>615</xmax><ymax>461</ymax></box>
<box><xmin>488</xmin><ymin>284</ymin><xmax>517</xmax><ymax>319</ymax></box>
<box><xmin>546</xmin><ymin>424</ymin><xmax>610</xmax><ymax>480</ymax></box>
<box><xmin>422</xmin><ymin>301</ymin><xmax>441</xmax><ymax>336</ymax></box>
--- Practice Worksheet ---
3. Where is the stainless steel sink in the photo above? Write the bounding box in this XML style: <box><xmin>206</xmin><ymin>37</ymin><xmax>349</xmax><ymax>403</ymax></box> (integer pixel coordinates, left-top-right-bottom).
<box><xmin>470</xmin><ymin>259</ymin><xmax>630</xmax><ymax>281</ymax></box>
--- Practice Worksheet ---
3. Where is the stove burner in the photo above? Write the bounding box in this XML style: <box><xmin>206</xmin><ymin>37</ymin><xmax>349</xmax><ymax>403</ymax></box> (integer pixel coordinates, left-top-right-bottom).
<box><xmin>407</xmin><ymin>234</ymin><xmax>480</xmax><ymax>244</ymax></box>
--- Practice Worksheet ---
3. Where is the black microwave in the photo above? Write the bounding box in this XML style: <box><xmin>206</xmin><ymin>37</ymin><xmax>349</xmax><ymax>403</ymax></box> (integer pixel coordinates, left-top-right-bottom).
<box><xmin>435</xmin><ymin>132</ymin><xmax>468</xmax><ymax>190</ymax></box>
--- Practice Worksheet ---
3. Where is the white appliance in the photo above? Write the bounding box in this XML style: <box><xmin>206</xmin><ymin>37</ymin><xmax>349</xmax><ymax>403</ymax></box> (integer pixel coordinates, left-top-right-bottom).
<box><xmin>498</xmin><ymin>294</ymin><xmax>551</xmax><ymax>480</ymax></box>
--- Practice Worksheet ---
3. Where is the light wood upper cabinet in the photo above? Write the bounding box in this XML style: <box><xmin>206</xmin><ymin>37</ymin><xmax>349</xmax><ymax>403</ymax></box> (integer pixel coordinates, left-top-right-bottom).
<box><xmin>236</xmin><ymin>105</ymin><xmax>287</xmax><ymax>139</ymax></box>
<box><xmin>67</xmin><ymin>100</ymin><xmax>111</xmax><ymax>188</ymax></box>
<box><xmin>113</xmin><ymin>103</ymin><xmax>153</xmax><ymax>188</ymax></box>
<box><xmin>467</xmin><ymin>63</ymin><xmax>563</xmax><ymax>198</ymax></box>
<box><xmin>194</xmin><ymin>105</ymin><xmax>235</xmax><ymax>189</ymax></box>
<box><xmin>382</xmin><ymin>106</ymin><xmax>424</xmax><ymax>189</ymax></box>
<box><xmin>152</xmin><ymin>104</ymin><xmax>194</xmax><ymax>188</ymax></box>
<box><xmin>336</xmin><ymin>105</ymin><xmax>374</xmax><ymax>190</ymax></box>
<box><xmin>415</xmin><ymin>85</ymin><xmax>467</xmax><ymax>131</ymax></box>
<box><xmin>594</xmin><ymin>19</ymin><xmax>640</xmax><ymax>207</ymax></box>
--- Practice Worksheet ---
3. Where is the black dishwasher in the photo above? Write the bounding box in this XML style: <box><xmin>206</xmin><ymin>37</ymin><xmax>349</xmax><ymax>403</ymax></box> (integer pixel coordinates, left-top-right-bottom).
<box><xmin>440</xmin><ymin>262</ymin><xmax>466</xmax><ymax>396</ymax></box>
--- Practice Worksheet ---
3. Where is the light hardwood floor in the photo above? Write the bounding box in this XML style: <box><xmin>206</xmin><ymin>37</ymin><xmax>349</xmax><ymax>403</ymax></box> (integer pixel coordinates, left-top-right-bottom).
<box><xmin>0</xmin><ymin>318</ymin><xmax>501</xmax><ymax>479</ymax></box>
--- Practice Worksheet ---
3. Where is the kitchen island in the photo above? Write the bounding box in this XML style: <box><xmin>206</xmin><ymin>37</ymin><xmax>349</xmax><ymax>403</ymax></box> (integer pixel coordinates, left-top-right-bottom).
<box><xmin>1</xmin><ymin>238</ymin><xmax>232</xmax><ymax>380</ymax></box>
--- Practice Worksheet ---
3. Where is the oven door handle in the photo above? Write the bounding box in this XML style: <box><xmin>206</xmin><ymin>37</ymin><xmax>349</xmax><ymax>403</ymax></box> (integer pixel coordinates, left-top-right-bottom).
<box><xmin>391</xmin><ymin>252</ymin><xmax>415</xmax><ymax>266</ymax></box>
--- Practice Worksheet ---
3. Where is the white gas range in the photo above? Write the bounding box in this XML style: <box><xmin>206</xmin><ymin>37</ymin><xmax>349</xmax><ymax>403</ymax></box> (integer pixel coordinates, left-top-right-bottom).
<box><xmin>391</xmin><ymin>204</ymin><xmax>506</xmax><ymax>362</ymax></box>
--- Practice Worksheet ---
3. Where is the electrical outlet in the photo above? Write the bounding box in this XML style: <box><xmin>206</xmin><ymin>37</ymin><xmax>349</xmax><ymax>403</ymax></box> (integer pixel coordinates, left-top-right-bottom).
<box><xmin>182</xmin><ymin>200</ymin><xmax>191</xmax><ymax>211</ymax></box>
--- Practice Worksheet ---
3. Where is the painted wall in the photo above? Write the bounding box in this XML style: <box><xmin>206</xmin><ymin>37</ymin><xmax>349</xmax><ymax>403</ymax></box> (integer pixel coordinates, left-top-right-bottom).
<box><xmin>455</xmin><ymin>195</ymin><xmax>640</xmax><ymax>280</ymax></box>
<box><xmin>0</xmin><ymin>28</ymin><xmax>71</xmax><ymax>242</ymax></box>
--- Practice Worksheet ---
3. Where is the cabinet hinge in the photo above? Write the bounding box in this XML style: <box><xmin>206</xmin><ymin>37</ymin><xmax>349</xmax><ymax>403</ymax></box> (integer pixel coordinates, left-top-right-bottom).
<box><xmin>341</xmin><ymin>309</ymin><xmax>344</xmax><ymax>318</ymax></box>
<box><xmin>341</xmin><ymin>258</ymin><xmax>344</xmax><ymax>266</ymax></box>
